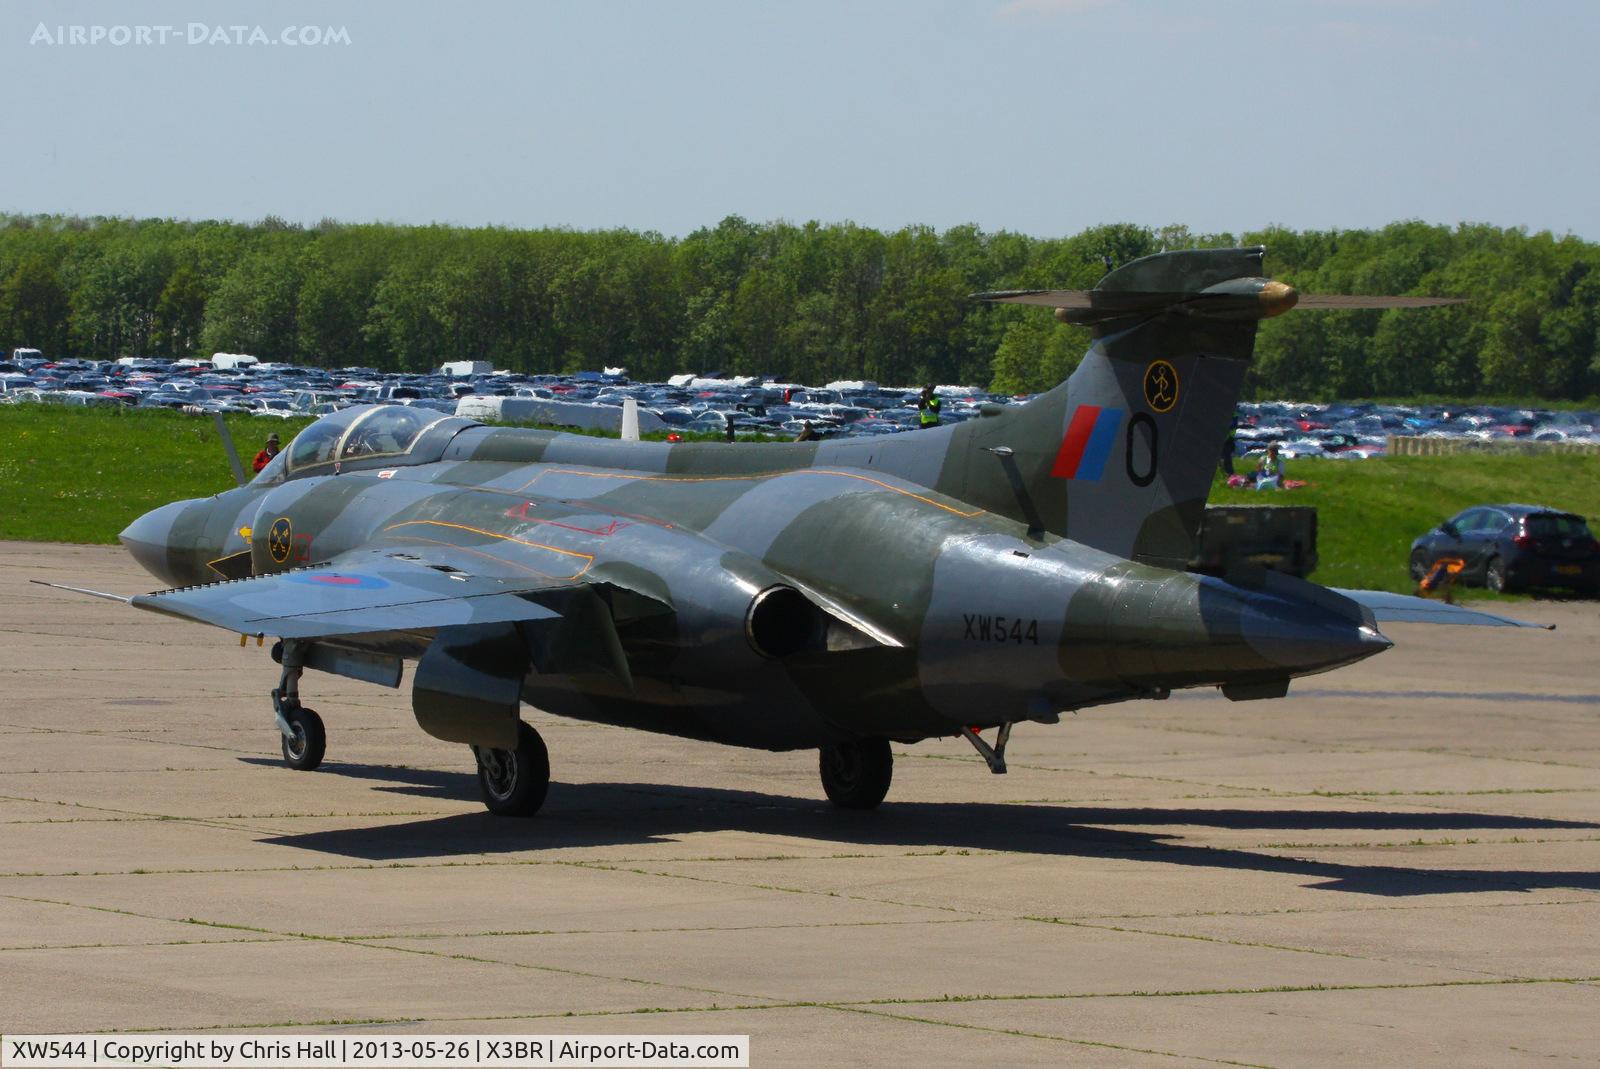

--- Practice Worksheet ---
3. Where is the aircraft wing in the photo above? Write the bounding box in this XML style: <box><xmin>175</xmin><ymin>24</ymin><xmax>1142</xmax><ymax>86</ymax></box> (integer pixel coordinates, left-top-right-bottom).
<box><xmin>1333</xmin><ymin>589</ymin><xmax>1553</xmax><ymax>629</ymax></box>
<box><xmin>127</xmin><ymin>546</ymin><xmax>569</xmax><ymax>638</ymax></box>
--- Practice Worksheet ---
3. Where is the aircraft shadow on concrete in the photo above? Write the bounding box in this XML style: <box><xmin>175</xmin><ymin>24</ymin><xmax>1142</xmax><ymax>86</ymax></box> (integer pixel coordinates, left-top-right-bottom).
<box><xmin>247</xmin><ymin>758</ymin><xmax>1600</xmax><ymax>898</ymax></box>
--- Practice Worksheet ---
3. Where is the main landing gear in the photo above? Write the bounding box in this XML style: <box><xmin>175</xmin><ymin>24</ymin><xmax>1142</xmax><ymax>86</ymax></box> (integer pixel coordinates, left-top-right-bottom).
<box><xmin>819</xmin><ymin>738</ymin><xmax>894</xmax><ymax>809</ymax></box>
<box><xmin>272</xmin><ymin>640</ymin><xmax>326</xmax><ymax>771</ymax></box>
<box><xmin>816</xmin><ymin>726</ymin><xmax>1016</xmax><ymax>810</ymax></box>
<box><xmin>472</xmin><ymin>721</ymin><xmax>551</xmax><ymax>817</ymax></box>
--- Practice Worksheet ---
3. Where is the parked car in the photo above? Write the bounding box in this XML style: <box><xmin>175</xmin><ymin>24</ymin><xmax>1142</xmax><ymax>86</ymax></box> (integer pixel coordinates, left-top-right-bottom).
<box><xmin>1409</xmin><ymin>504</ymin><xmax>1600</xmax><ymax>594</ymax></box>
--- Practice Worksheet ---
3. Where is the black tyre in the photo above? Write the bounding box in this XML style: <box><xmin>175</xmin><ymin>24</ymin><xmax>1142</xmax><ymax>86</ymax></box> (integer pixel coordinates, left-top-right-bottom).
<box><xmin>819</xmin><ymin>739</ymin><xmax>893</xmax><ymax>810</ymax></box>
<box><xmin>280</xmin><ymin>707</ymin><xmax>326</xmax><ymax>771</ymax></box>
<box><xmin>1409</xmin><ymin>551</ymin><xmax>1429</xmax><ymax>583</ymax></box>
<box><xmin>475</xmin><ymin>721</ymin><xmax>550</xmax><ymax>817</ymax></box>
<box><xmin>1485</xmin><ymin>556</ymin><xmax>1510</xmax><ymax>593</ymax></box>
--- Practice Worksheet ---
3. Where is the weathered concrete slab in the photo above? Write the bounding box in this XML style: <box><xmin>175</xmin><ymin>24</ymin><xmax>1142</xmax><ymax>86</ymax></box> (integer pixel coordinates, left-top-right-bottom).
<box><xmin>3</xmin><ymin>938</ymin><xmax>756</xmax><ymax>1036</ymax></box>
<box><xmin>907</xmin><ymin>982</ymin><xmax>1600</xmax><ymax>1069</ymax></box>
<box><xmin>0</xmin><ymin>896</ymin><xmax>290</xmax><ymax>952</ymax></box>
<box><xmin>330</xmin><ymin>1007</ymin><xmax>1165</xmax><ymax>1067</ymax></box>
<box><xmin>1098</xmin><ymin>900</ymin><xmax>1600</xmax><ymax>978</ymax></box>
<box><xmin>3</xmin><ymin>860</ymin><xmax>950</xmax><ymax>939</ymax></box>
<box><xmin>370</xmin><ymin>915</ymin><xmax>1478</xmax><ymax>1005</ymax></box>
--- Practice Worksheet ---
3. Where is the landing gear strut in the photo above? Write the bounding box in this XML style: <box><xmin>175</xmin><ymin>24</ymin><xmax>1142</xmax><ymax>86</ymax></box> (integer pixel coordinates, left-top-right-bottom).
<box><xmin>819</xmin><ymin>739</ymin><xmax>893</xmax><ymax>809</ymax></box>
<box><xmin>959</xmin><ymin>723</ymin><xmax>1012</xmax><ymax>774</ymax></box>
<box><xmin>271</xmin><ymin>639</ymin><xmax>325</xmax><ymax>771</ymax></box>
<box><xmin>472</xmin><ymin>721</ymin><xmax>550</xmax><ymax>817</ymax></box>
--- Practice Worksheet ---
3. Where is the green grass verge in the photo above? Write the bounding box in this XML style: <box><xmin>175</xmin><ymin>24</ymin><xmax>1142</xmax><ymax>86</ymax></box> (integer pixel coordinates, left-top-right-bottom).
<box><xmin>1212</xmin><ymin>452</ymin><xmax>1600</xmax><ymax>593</ymax></box>
<box><xmin>0</xmin><ymin>406</ymin><xmax>314</xmax><ymax>544</ymax></box>
<box><xmin>3</xmin><ymin>408</ymin><xmax>1597</xmax><ymax>598</ymax></box>
<box><xmin>0</xmin><ymin>405</ymin><xmax>765</xmax><ymax>544</ymax></box>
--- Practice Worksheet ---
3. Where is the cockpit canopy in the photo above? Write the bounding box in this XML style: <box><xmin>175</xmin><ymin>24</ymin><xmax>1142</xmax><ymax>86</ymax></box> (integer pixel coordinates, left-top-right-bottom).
<box><xmin>252</xmin><ymin>405</ymin><xmax>478</xmax><ymax>485</ymax></box>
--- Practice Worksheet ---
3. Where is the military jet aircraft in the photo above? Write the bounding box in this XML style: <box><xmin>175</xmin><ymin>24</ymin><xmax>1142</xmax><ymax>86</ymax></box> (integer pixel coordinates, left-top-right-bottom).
<box><xmin>42</xmin><ymin>247</ymin><xmax>1538</xmax><ymax>816</ymax></box>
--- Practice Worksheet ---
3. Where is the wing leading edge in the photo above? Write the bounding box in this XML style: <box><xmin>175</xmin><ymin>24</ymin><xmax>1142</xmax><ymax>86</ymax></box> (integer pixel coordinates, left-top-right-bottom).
<box><xmin>129</xmin><ymin>547</ymin><xmax>569</xmax><ymax>638</ymax></box>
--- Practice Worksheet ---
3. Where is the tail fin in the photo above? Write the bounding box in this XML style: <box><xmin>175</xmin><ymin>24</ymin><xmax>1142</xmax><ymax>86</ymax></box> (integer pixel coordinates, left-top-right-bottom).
<box><xmin>934</xmin><ymin>247</ymin><xmax>1268</xmax><ymax>567</ymax></box>
<box><xmin>955</xmin><ymin>247</ymin><xmax>1458</xmax><ymax>568</ymax></box>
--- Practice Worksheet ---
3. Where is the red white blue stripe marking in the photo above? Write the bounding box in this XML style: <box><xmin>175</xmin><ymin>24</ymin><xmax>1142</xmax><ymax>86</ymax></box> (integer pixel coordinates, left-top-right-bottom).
<box><xmin>1051</xmin><ymin>405</ymin><xmax>1124</xmax><ymax>481</ymax></box>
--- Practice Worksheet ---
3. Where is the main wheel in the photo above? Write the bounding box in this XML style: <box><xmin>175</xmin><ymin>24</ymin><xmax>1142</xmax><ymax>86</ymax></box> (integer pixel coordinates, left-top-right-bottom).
<box><xmin>280</xmin><ymin>707</ymin><xmax>326</xmax><ymax>771</ymax></box>
<box><xmin>1485</xmin><ymin>555</ymin><xmax>1510</xmax><ymax>593</ymax></box>
<box><xmin>475</xmin><ymin>721</ymin><xmax>550</xmax><ymax>817</ymax></box>
<box><xmin>819</xmin><ymin>739</ymin><xmax>893</xmax><ymax>810</ymax></box>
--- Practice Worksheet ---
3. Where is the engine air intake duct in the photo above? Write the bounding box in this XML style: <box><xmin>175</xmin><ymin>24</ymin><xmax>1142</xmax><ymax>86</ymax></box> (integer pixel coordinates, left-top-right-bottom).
<box><xmin>746</xmin><ymin>585</ymin><xmax>830</xmax><ymax>659</ymax></box>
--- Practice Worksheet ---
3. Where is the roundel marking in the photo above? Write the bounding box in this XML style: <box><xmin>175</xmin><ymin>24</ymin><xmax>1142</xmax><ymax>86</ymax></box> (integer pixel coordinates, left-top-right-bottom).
<box><xmin>1143</xmin><ymin>359</ymin><xmax>1179</xmax><ymax>413</ymax></box>
<box><xmin>283</xmin><ymin>571</ymin><xmax>391</xmax><ymax>590</ymax></box>
<box><xmin>267</xmin><ymin>517</ymin><xmax>294</xmax><ymax>564</ymax></box>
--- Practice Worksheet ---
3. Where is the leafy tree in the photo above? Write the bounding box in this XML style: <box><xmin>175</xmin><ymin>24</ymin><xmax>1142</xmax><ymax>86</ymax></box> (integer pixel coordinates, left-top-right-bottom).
<box><xmin>0</xmin><ymin>253</ymin><xmax>70</xmax><ymax>355</ymax></box>
<box><xmin>200</xmin><ymin>242</ymin><xmax>305</xmax><ymax>359</ymax></box>
<box><xmin>153</xmin><ymin>261</ymin><xmax>209</xmax><ymax>358</ymax></box>
<box><xmin>0</xmin><ymin>212</ymin><xmax>1596</xmax><ymax>402</ymax></box>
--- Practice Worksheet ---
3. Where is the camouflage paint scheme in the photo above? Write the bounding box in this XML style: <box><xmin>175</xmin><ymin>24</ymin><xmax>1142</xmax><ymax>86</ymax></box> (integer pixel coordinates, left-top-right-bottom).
<box><xmin>114</xmin><ymin>249</ymin><xmax>1504</xmax><ymax>766</ymax></box>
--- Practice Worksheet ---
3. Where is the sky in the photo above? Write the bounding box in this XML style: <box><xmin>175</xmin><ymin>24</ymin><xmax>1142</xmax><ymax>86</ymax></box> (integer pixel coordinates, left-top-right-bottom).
<box><xmin>3</xmin><ymin>0</ymin><xmax>1597</xmax><ymax>239</ymax></box>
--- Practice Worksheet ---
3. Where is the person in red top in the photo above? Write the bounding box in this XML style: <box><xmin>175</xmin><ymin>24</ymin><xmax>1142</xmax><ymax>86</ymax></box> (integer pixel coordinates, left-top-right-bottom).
<box><xmin>252</xmin><ymin>432</ymin><xmax>280</xmax><ymax>473</ymax></box>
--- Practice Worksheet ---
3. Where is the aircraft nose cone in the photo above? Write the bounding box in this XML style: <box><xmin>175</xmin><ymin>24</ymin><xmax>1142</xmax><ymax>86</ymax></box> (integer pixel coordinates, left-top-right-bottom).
<box><xmin>119</xmin><ymin>500</ymin><xmax>190</xmax><ymax>584</ymax></box>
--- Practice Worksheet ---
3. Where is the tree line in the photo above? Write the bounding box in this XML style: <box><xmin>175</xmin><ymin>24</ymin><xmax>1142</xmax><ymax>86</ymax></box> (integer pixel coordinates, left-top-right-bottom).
<box><xmin>0</xmin><ymin>213</ymin><xmax>1595</xmax><ymax>401</ymax></box>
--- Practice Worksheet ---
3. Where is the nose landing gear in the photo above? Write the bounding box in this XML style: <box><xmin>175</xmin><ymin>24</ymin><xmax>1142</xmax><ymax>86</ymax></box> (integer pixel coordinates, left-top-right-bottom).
<box><xmin>271</xmin><ymin>639</ymin><xmax>326</xmax><ymax>771</ymax></box>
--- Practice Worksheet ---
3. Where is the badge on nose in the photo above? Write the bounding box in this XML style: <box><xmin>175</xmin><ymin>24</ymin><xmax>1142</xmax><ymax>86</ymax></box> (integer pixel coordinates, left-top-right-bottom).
<box><xmin>267</xmin><ymin>517</ymin><xmax>294</xmax><ymax>564</ymax></box>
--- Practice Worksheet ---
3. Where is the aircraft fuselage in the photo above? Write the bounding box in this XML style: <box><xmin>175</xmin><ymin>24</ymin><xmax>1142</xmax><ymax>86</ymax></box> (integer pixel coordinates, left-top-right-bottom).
<box><xmin>121</xmin><ymin>425</ymin><xmax>1388</xmax><ymax>752</ymax></box>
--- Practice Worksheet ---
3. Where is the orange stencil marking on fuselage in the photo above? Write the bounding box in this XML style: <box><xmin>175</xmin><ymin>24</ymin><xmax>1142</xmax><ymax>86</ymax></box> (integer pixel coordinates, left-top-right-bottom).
<box><xmin>513</xmin><ymin>467</ymin><xmax>985</xmax><ymax>518</ymax></box>
<box><xmin>381</xmin><ymin>520</ymin><xmax>594</xmax><ymax>581</ymax></box>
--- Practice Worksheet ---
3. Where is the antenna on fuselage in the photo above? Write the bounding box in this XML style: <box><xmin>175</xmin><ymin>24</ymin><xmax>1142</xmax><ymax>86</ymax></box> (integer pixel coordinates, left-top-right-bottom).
<box><xmin>620</xmin><ymin>397</ymin><xmax>641</xmax><ymax>442</ymax></box>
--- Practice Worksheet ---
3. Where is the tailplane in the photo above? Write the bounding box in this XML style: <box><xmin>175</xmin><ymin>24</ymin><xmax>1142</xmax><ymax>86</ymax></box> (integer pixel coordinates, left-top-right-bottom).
<box><xmin>946</xmin><ymin>247</ymin><xmax>1458</xmax><ymax>567</ymax></box>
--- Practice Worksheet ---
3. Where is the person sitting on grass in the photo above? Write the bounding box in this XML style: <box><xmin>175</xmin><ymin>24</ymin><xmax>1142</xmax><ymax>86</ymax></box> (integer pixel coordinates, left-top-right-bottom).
<box><xmin>1255</xmin><ymin>443</ymin><xmax>1284</xmax><ymax>491</ymax></box>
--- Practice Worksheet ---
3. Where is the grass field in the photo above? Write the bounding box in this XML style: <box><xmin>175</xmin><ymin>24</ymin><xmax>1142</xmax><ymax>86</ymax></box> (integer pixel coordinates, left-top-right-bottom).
<box><xmin>1211</xmin><ymin>452</ymin><xmax>1600</xmax><ymax>592</ymax></box>
<box><xmin>0</xmin><ymin>407</ymin><xmax>313</xmax><ymax>544</ymax></box>
<box><xmin>3</xmin><ymin>406</ymin><xmax>1598</xmax><ymax>596</ymax></box>
<box><xmin>0</xmin><ymin>406</ymin><xmax>750</xmax><ymax>544</ymax></box>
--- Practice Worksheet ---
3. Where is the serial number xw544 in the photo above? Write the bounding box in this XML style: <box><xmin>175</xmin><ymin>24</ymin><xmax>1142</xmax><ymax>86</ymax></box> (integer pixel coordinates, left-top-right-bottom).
<box><xmin>962</xmin><ymin>614</ymin><xmax>1039</xmax><ymax>645</ymax></box>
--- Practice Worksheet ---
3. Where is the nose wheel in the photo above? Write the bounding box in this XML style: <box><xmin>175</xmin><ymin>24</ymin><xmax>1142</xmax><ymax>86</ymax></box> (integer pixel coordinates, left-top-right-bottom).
<box><xmin>472</xmin><ymin>721</ymin><xmax>550</xmax><ymax>817</ymax></box>
<box><xmin>272</xmin><ymin>639</ymin><xmax>326</xmax><ymax>771</ymax></box>
<box><xmin>279</xmin><ymin>706</ymin><xmax>326</xmax><ymax>770</ymax></box>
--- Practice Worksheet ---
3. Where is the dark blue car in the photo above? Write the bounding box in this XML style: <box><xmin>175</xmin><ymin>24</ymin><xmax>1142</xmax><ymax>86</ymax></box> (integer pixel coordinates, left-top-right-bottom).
<box><xmin>1410</xmin><ymin>504</ymin><xmax>1600</xmax><ymax>594</ymax></box>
